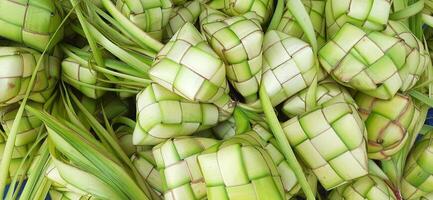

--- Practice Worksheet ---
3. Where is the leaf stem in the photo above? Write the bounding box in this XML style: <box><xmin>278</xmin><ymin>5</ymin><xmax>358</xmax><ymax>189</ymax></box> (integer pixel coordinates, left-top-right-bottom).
<box><xmin>259</xmin><ymin>86</ymin><xmax>315</xmax><ymax>200</ymax></box>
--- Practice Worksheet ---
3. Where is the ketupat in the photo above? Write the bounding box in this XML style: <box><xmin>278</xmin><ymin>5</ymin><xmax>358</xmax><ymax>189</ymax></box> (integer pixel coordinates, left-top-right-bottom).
<box><xmin>133</xmin><ymin>83</ymin><xmax>226</xmax><ymax>145</ymax></box>
<box><xmin>237</xmin><ymin>124</ymin><xmax>318</xmax><ymax>198</ymax></box>
<box><xmin>152</xmin><ymin>137</ymin><xmax>218</xmax><ymax>199</ymax></box>
<box><xmin>60</xmin><ymin>43</ymin><xmax>153</xmax><ymax>100</ymax></box>
<box><xmin>325</xmin><ymin>0</ymin><xmax>391</xmax><ymax>38</ymax></box>
<box><xmin>149</xmin><ymin>23</ymin><xmax>235</xmax><ymax>116</ymax></box>
<box><xmin>199</xmin><ymin>6</ymin><xmax>227</xmax><ymax>26</ymax></box>
<box><xmin>164</xmin><ymin>0</ymin><xmax>201</xmax><ymax>40</ymax></box>
<box><xmin>152</xmin><ymin>125</ymin><xmax>310</xmax><ymax>200</ymax></box>
<box><xmin>261</xmin><ymin>30</ymin><xmax>324</xmax><ymax>107</ymax></box>
<box><xmin>0</xmin><ymin>47</ymin><xmax>60</xmax><ymax>106</ymax></box>
<box><xmin>327</xmin><ymin>175</ymin><xmax>397</xmax><ymax>200</ymax></box>
<box><xmin>207</xmin><ymin>0</ymin><xmax>274</xmax><ymax>25</ymax></box>
<box><xmin>45</xmin><ymin>162</ymin><xmax>96</xmax><ymax>200</ymax></box>
<box><xmin>0</xmin><ymin>134</ymin><xmax>32</xmax><ymax>184</ymax></box>
<box><xmin>0</xmin><ymin>101</ymin><xmax>43</xmax><ymax>147</ymax></box>
<box><xmin>0</xmin><ymin>0</ymin><xmax>432</xmax><ymax>199</ymax></box>
<box><xmin>402</xmin><ymin>137</ymin><xmax>433</xmax><ymax>199</ymax></box>
<box><xmin>382</xmin><ymin>21</ymin><xmax>430</xmax><ymax>92</ymax></box>
<box><xmin>355</xmin><ymin>93</ymin><xmax>417</xmax><ymax>160</ymax></box>
<box><xmin>281</xmin><ymin>102</ymin><xmax>368</xmax><ymax>190</ymax></box>
<box><xmin>319</xmin><ymin>23</ymin><xmax>406</xmax><ymax>100</ymax></box>
<box><xmin>115</xmin><ymin>125</ymin><xmax>151</xmax><ymax>157</ymax></box>
<box><xmin>115</xmin><ymin>0</ymin><xmax>172</xmax><ymax>41</ymax></box>
<box><xmin>201</xmin><ymin>9</ymin><xmax>264</xmax><ymax>102</ymax></box>
<box><xmin>197</xmin><ymin>135</ymin><xmax>286</xmax><ymax>199</ymax></box>
<box><xmin>61</xmin><ymin>51</ymin><xmax>111</xmax><ymax>99</ymax></box>
<box><xmin>0</xmin><ymin>0</ymin><xmax>64</xmax><ymax>51</ymax></box>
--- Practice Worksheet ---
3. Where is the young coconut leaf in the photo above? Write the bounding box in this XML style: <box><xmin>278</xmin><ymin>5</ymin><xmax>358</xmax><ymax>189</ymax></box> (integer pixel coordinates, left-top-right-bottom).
<box><xmin>259</xmin><ymin>84</ymin><xmax>315</xmax><ymax>200</ymax></box>
<box><xmin>25</xmin><ymin>105</ymin><xmax>153</xmax><ymax>200</ymax></box>
<box><xmin>19</xmin><ymin>141</ymin><xmax>52</xmax><ymax>200</ymax></box>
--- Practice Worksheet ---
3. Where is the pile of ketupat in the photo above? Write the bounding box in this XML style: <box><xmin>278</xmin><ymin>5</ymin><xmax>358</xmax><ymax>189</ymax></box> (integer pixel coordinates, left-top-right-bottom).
<box><xmin>1</xmin><ymin>0</ymin><xmax>433</xmax><ymax>199</ymax></box>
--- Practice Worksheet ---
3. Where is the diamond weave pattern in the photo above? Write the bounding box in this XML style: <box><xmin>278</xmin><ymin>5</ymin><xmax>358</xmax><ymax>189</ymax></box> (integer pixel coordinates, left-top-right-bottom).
<box><xmin>282</xmin><ymin>102</ymin><xmax>368</xmax><ymax>190</ymax></box>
